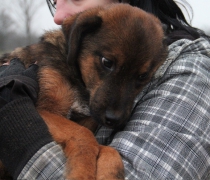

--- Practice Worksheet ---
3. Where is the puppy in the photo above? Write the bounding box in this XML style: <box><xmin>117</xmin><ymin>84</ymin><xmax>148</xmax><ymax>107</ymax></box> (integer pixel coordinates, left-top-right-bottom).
<box><xmin>0</xmin><ymin>3</ymin><xmax>167</xmax><ymax>180</ymax></box>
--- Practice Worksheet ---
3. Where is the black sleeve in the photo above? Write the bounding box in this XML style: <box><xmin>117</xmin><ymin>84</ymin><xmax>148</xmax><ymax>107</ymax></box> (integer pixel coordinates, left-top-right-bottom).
<box><xmin>0</xmin><ymin>59</ymin><xmax>53</xmax><ymax>178</ymax></box>
<box><xmin>0</xmin><ymin>97</ymin><xmax>53</xmax><ymax>178</ymax></box>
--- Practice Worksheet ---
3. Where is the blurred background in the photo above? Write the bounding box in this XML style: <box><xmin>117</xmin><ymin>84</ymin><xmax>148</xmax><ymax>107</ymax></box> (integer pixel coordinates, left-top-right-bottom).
<box><xmin>0</xmin><ymin>0</ymin><xmax>209</xmax><ymax>54</ymax></box>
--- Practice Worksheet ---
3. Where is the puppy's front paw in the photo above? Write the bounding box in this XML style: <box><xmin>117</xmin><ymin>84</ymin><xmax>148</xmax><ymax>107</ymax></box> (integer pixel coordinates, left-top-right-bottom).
<box><xmin>96</xmin><ymin>146</ymin><xmax>125</xmax><ymax>180</ymax></box>
<box><xmin>64</xmin><ymin>132</ymin><xmax>99</xmax><ymax>180</ymax></box>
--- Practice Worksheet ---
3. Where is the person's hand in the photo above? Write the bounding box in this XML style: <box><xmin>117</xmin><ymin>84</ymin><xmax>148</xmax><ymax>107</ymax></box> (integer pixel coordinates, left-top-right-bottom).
<box><xmin>0</xmin><ymin>58</ymin><xmax>39</xmax><ymax>108</ymax></box>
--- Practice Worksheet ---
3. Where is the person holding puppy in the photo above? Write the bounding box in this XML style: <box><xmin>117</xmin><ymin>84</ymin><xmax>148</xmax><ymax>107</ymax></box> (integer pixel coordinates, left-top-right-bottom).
<box><xmin>1</xmin><ymin>0</ymin><xmax>210</xmax><ymax>179</ymax></box>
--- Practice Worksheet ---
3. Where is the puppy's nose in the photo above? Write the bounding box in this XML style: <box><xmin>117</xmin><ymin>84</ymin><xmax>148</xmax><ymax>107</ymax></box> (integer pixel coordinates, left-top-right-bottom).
<box><xmin>105</xmin><ymin>110</ymin><xmax>121</xmax><ymax>128</ymax></box>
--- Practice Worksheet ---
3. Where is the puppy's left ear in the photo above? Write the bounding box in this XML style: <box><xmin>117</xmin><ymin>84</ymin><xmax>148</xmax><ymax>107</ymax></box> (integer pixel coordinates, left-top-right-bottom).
<box><xmin>62</xmin><ymin>8</ymin><xmax>103</xmax><ymax>66</ymax></box>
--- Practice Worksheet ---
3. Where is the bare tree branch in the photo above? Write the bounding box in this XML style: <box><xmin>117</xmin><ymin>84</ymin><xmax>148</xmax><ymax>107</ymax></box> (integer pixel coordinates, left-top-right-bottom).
<box><xmin>10</xmin><ymin>0</ymin><xmax>44</xmax><ymax>44</ymax></box>
<box><xmin>0</xmin><ymin>0</ymin><xmax>43</xmax><ymax>52</ymax></box>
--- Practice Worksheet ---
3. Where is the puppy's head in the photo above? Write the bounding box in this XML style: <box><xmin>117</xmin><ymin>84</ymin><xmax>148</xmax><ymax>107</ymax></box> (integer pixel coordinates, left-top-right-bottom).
<box><xmin>62</xmin><ymin>4</ymin><xmax>168</xmax><ymax>129</ymax></box>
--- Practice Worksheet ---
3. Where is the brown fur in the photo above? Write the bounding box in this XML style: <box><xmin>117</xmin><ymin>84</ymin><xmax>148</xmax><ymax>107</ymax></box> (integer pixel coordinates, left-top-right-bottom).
<box><xmin>0</xmin><ymin>4</ymin><xmax>167</xmax><ymax>180</ymax></box>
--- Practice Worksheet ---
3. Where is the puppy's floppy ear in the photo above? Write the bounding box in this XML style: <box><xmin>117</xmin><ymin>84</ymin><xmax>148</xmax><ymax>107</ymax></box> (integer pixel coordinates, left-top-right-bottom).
<box><xmin>62</xmin><ymin>8</ymin><xmax>103</xmax><ymax>66</ymax></box>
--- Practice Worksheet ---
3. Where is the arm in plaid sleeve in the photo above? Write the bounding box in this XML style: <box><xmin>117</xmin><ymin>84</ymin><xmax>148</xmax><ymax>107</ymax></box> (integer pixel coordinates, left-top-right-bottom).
<box><xmin>17</xmin><ymin>142</ymin><xmax>66</xmax><ymax>180</ymax></box>
<box><xmin>96</xmin><ymin>37</ymin><xmax>210</xmax><ymax>180</ymax></box>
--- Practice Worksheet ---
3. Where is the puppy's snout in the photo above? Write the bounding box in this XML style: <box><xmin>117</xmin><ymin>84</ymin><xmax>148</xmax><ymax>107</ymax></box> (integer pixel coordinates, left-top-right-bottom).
<box><xmin>105</xmin><ymin>110</ymin><xmax>121</xmax><ymax>128</ymax></box>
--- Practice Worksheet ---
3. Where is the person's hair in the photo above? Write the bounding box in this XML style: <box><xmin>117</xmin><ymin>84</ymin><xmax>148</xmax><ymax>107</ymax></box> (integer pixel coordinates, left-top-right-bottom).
<box><xmin>46</xmin><ymin>0</ymin><xmax>56</xmax><ymax>17</ymax></box>
<box><xmin>128</xmin><ymin>0</ymin><xmax>209</xmax><ymax>44</ymax></box>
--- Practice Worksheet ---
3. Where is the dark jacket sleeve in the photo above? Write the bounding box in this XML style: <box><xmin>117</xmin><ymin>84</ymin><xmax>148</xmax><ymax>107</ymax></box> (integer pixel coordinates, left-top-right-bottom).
<box><xmin>0</xmin><ymin>59</ymin><xmax>53</xmax><ymax>178</ymax></box>
<box><xmin>0</xmin><ymin>97</ymin><xmax>53</xmax><ymax>179</ymax></box>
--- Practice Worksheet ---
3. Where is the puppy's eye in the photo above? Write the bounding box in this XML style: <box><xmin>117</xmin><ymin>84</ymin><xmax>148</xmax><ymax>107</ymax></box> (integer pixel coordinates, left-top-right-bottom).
<box><xmin>101</xmin><ymin>57</ymin><xmax>114</xmax><ymax>70</ymax></box>
<box><xmin>138</xmin><ymin>73</ymin><xmax>148</xmax><ymax>80</ymax></box>
<box><xmin>136</xmin><ymin>73</ymin><xmax>149</xmax><ymax>87</ymax></box>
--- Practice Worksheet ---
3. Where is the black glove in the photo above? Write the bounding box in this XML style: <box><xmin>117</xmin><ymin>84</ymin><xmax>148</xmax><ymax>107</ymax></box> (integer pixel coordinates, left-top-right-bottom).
<box><xmin>0</xmin><ymin>58</ymin><xmax>53</xmax><ymax>179</ymax></box>
<box><xmin>0</xmin><ymin>58</ymin><xmax>39</xmax><ymax>108</ymax></box>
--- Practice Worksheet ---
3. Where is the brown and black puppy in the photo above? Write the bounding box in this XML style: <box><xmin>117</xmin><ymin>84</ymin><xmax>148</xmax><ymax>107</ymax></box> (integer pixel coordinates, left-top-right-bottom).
<box><xmin>0</xmin><ymin>3</ymin><xmax>167</xmax><ymax>180</ymax></box>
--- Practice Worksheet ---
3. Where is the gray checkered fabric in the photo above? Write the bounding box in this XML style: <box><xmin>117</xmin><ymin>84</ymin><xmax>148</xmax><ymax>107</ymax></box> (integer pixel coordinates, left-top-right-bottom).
<box><xmin>18</xmin><ymin>142</ymin><xmax>66</xmax><ymax>180</ymax></box>
<box><xmin>18</xmin><ymin>37</ymin><xmax>210</xmax><ymax>180</ymax></box>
